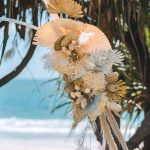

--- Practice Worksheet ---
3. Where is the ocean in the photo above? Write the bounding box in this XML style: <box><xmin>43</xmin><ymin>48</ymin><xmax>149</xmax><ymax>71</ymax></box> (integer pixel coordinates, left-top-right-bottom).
<box><xmin>0</xmin><ymin>79</ymin><xmax>99</xmax><ymax>150</ymax></box>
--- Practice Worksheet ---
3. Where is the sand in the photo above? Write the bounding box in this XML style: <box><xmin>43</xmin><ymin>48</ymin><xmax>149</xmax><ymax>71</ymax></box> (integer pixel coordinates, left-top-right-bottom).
<box><xmin>0</xmin><ymin>136</ymin><xmax>100</xmax><ymax>150</ymax></box>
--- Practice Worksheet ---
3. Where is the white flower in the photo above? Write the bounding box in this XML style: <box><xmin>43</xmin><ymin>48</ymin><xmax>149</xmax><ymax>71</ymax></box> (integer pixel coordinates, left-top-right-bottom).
<box><xmin>78</xmin><ymin>32</ymin><xmax>94</xmax><ymax>45</ymax></box>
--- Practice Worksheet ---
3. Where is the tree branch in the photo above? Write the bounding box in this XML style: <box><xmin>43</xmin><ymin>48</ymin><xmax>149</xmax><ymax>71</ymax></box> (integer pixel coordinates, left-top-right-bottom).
<box><xmin>0</xmin><ymin>6</ymin><xmax>38</xmax><ymax>87</ymax></box>
<box><xmin>127</xmin><ymin>111</ymin><xmax>150</xmax><ymax>150</ymax></box>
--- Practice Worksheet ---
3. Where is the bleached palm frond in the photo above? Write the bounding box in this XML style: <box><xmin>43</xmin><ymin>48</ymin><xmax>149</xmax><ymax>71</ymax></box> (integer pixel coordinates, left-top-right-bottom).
<box><xmin>107</xmin><ymin>49</ymin><xmax>124</xmax><ymax>66</ymax></box>
<box><xmin>46</xmin><ymin>0</ymin><xmax>83</xmax><ymax>18</ymax></box>
<box><xmin>100</xmin><ymin>114</ymin><xmax>118</xmax><ymax>150</ymax></box>
<box><xmin>106</xmin><ymin>109</ymin><xmax>128</xmax><ymax>150</ymax></box>
<box><xmin>89</xmin><ymin>49</ymin><xmax>124</xmax><ymax>74</ymax></box>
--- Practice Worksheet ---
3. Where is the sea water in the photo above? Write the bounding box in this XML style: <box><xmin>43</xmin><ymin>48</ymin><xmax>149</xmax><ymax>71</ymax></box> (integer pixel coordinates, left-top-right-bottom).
<box><xmin>0</xmin><ymin>79</ymin><xmax>141</xmax><ymax>150</ymax></box>
<box><xmin>0</xmin><ymin>79</ymin><xmax>99</xmax><ymax>150</ymax></box>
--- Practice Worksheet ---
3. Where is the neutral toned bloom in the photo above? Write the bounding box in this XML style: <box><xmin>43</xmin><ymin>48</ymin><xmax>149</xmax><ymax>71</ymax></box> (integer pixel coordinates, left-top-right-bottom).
<box><xmin>33</xmin><ymin>19</ymin><xmax>111</xmax><ymax>54</ymax></box>
<box><xmin>106</xmin><ymin>78</ymin><xmax>127</xmax><ymax>102</ymax></box>
<box><xmin>46</xmin><ymin>0</ymin><xmax>83</xmax><ymax>18</ymax></box>
<box><xmin>82</xmin><ymin>72</ymin><xmax>106</xmax><ymax>93</ymax></box>
<box><xmin>105</xmin><ymin>72</ymin><xmax>119</xmax><ymax>83</ymax></box>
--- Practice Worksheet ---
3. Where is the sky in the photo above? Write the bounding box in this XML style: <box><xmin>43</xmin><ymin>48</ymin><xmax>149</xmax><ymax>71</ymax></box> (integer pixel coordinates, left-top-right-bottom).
<box><xmin>0</xmin><ymin>11</ymin><xmax>58</xmax><ymax>80</ymax></box>
<box><xmin>0</xmin><ymin>24</ymin><xmax>52</xmax><ymax>80</ymax></box>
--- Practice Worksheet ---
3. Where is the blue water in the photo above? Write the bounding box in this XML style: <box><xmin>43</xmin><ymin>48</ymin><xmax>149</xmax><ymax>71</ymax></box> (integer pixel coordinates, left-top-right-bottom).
<box><xmin>0</xmin><ymin>79</ymin><xmax>74</xmax><ymax>141</ymax></box>
<box><xmin>0</xmin><ymin>79</ymin><xmax>143</xmax><ymax>142</ymax></box>
<box><xmin>0</xmin><ymin>79</ymin><xmax>71</xmax><ymax>119</ymax></box>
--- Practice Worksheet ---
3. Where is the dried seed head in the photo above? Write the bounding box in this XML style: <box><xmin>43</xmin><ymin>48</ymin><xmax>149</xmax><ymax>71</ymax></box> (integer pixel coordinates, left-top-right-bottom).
<box><xmin>75</xmin><ymin>85</ymin><xmax>80</xmax><ymax>91</ymax></box>
<box><xmin>61</xmin><ymin>32</ymin><xmax>78</xmax><ymax>47</ymax></box>
<box><xmin>75</xmin><ymin>91</ymin><xmax>82</xmax><ymax>97</ymax></box>
<box><xmin>84</xmin><ymin>88</ymin><xmax>90</xmax><ymax>94</ymax></box>
<box><xmin>72</xmin><ymin>40</ymin><xmax>77</xmax><ymax>45</ymax></box>
<box><xmin>69</xmin><ymin>44</ymin><xmax>75</xmax><ymax>51</ymax></box>
<box><xmin>70</xmin><ymin>92</ymin><xmax>76</xmax><ymax>98</ymax></box>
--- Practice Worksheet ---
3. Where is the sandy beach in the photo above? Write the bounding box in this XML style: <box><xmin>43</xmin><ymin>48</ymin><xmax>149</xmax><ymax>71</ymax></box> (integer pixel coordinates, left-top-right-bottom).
<box><xmin>0</xmin><ymin>135</ymin><xmax>100</xmax><ymax>150</ymax></box>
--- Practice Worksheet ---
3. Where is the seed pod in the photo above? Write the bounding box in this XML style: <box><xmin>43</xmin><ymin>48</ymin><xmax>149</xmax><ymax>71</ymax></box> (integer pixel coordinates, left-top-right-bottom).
<box><xmin>75</xmin><ymin>91</ymin><xmax>82</xmax><ymax>97</ymax></box>
<box><xmin>54</xmin><ymin>36</ymin><xmax>65</xmax><ymax>51</ymax></box>
<box><xmin>69</xmin><ymin>44</ymin><xmax>75</xmax><ymax>51</ymax></box>
<box><xmin>75</xmin><ymin>86</ymin><xmax>80</xmax><ymax>91</ymax></box>
<box><xmin>84</xmin><ymin>88</ymin><xmax>90</xmax><ymax>94</ymax></box>
<box><xmin>72</xmin><ymin>40</ymin><xmax>77</xmax><ymax>45</ymax></box>
<box><xmin>70</xmin><ymin>92</ymin><xmax>76</xmax><ymax>98</ymax></box>
<box><xmin>61</xmin><ymin>32</ymin><xmax>78</xmax><ymax>47</ymax></box>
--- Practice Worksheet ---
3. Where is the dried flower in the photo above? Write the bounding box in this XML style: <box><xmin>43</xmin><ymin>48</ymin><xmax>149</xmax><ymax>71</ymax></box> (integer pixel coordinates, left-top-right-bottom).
<box><xmin>75</xmin><ymin>86</ymin><xmax>80</xmax><ymax>91</ymax></box>
<box><xmin>75</xmin><ymin>91</ymin><xmax>82</xmax><ymax>97</ymax></box>
<box><xmin>84</xmin><ymin>88</ymin><xmax>90</xmax><ymax>94</ymax></box>
<box><xmin>72</xmin><ymin>40</ymin><xmax>77</xmax><ymax>45</ymax></box>
<box><xmin>105</xmin><ymin>72</ymin><xmax>119</xmax><ymax>83</ymax></box>
<box><xmin>70</xmin><ymin>92</ymin><xmax>76</xmax><ymax>98</ymax></box>
<box><xmin>46</xmin><ymin>0</ymin><xmax>83</xmax><ymax>18</ymax></box>
<box><xmin>82</xmin><ymin>72</ymin><xmax>106</xmax><ymax>93</ymax></box>
<box><xmin>106</xmin><ymin>77</ymin><xmax>127</xmax><ymax>102</ymax></box>
<box><xmin>69</xmin><ymin>44</ymin><xmax>75</xmax><ymax>51</ymax></box>
<box><xmin>61</xmin><ymin>32</ymin><xmax>78</xmax><ymax>47</ymax></box>
<box><xmin>75</xmin><ymin>97</ymin><xmax>87</xmax><ymax>108</ymax></box>
<box><xmin>74</xmin><ymin>80</ymin><xmax>81</xmax><ymax>86</ymax></box>
<box><xmin>33</xmin><ymin>19</ymin><xmax>111</xmax><ymax>54</ymax></box>
<box><xmin>89</xmin><ymin>50</ymin><xmax>124</xmax><ymax>74</ymax></box>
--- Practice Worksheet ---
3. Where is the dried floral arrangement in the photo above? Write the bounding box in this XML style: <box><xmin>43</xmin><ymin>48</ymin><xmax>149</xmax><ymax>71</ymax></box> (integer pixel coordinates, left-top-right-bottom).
<box><xmin>33</xmin><ymin>0</ymin><xmax>128</xmax><ymax>150</ymax></box>
<box><xmin>0</xmin><ymin>0</ymin><xmax>129</xmax><ymax>150</ymax></box>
